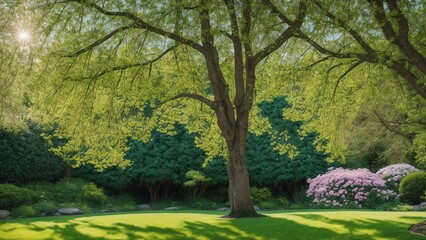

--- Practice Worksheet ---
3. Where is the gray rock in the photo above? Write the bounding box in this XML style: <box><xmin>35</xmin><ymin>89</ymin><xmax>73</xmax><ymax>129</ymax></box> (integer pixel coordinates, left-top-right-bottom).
<box><xmin>54</xmin><ymin>212</ymin><xmax>61</xmax><ymax>216</ymax></box>
<box><xmin>254</xmin><ymin>205</ymin><xmax>261</xmax><ymax>211</ymax></box>
<box><xmin>138</xmin><ymin>204</ymin><xmax>151</xmax><ymax>210</ymax></box>
<box><xmin>111</xmin><ymin>207</ymin><xmax>121</xmax><ymax>212</ymax></box>
<box><xmin>0</xmin><ymin>210</ymin><xmax>10</xmax><ymax>219</ymax></box>
<box><xmin>420</xmin><ymin>202</ymin><xmax>426</xmax><ymax>208</ymax></box>
<box><xmin>217</xmin><ymin>207</ymin><xmax>231</xmax><ymax>211</ymax></box>
<box><xmin>413</xmin><ymin>205</ymin><xmax>422</xmax><ymax>211</ymax></box>
<box><xmin>57</xmin><ymin>208</ymin><xmax>83</xmax><ymax>215</ymax></box>
<box><xmin>164</xmin><ymin>207</ymin><xmax>180</xmax><ymax>211</ymax></box>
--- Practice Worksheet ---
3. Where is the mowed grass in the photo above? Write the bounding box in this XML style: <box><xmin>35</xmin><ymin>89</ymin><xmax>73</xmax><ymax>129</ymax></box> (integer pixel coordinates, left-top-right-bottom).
<box><xmin>0</xmin><ymin>210</ymin><xmax>425</xmax><ymax>240</ymax></box>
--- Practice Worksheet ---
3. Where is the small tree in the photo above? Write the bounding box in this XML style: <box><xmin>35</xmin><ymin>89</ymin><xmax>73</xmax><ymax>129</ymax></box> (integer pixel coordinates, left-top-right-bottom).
<box><xmin>183</xmin><ymin>170</ymin><xmax>212</xmax><ymax>201</ymax></box>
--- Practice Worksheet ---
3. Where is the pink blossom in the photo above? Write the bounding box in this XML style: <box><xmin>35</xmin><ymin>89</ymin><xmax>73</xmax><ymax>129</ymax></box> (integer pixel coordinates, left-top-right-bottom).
<box><xmin>306</xmin><ymin>167</ymin><xmax>397</xmax><ymax>208</ymax></box>
<box><xmin>376</xmin><ymin>163</ymin><xmax>418</xmax><ymax>190</ymax></box>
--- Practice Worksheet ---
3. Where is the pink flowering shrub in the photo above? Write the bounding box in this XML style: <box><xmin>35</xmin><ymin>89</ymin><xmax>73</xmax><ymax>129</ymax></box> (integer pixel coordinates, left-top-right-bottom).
<box><xmin>306</xmin><ymin>168</ymin><xmax>397</xmax><ymax>208</ymax></box>
<box><xmin>376</xmin><ymin>163</ymin><xmax>418</xmax><ymax>191</ymax></box>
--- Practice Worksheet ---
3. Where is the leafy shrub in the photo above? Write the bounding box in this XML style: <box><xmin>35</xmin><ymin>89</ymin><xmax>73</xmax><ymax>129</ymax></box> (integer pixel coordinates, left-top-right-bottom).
<box><xmin>82</xmin><ymin>182</ymin><xmax>107</xmax><ymax>205</ymax></box>
<box><xmin>54</xmin><ymin>178</ymin><xmax>106</xmax><ymax>205</ymax></box>
<box><xmin>120</xmin><ymin>204</ymin><xmax>136</xmax><ymax>212</ymax></box>
<box><xmin>376</xmin><ymin>163</ymin><xmax>418</xmax><ymax>191</ymax></box>
<box><xmin>32</xmin><ymin>201</ymin><xmax>58</xmax><ymax>215</ymax></box>
<box><xmin>24</xmin><ymin>183</ymin><xmax>55</xmax><ymax>202</ymax></box>
<box><xmin>307</xmin><ymin>168</ymin><xmax>397</xmax><ymax>208</ymax></box>
<box><xmin>0</xmin><ymin>184</ymin><xmax>39</xmax><ymax>209</ymax></box>
<box><xmin>399</xmin><ymin>171</ymin><xmax>426</xmax><ymax>204</ymax></box>
<box><xmin>11</xmin><ymin>205</ymin><xmax>38</xmax><ymax>218</ymax></box>
<box><xmin>276</xmin><ymin>196</ymin><xmax>291</xmax><ymax>208</ymax></box>
<box><xmin>54</xmin><ymin>179</ymin><xmax>86</xmax><ymax>203</ymax></box>
<box><xmin>260</xmin><ymin>201</ymin><xmax>277</xmax><ymax>210</ymax></box>
<box><xmin>374</xmin><ymin>199</ymin><xmax>401</xmax><ymax>211</ymax></box>
<box><xmin>251</xmin><ymin>187</ymin><xmax>272</xmax><ymax>204</ymax></box>
<box><xmin>59</xmin><ymin>202</ymin><xmax>91</xmax><ymax>214</ymax></box>
<box><xmin>392</xmin><ymin>204</ymin><xmax>415</xmax><ymax>211</ymax></box>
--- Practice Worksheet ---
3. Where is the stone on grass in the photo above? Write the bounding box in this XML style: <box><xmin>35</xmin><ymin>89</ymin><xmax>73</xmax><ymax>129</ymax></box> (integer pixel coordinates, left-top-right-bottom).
<box><xmin>57</xmin><ymin>208</ymin><xmax>83</xmax><ymax>215</ymax></box>
<box><xmin>138</xmin><ymin>204</ymin><xmax>151</xmax><ymax>211</ymax></box>
<box><xmin>164</xmin><ymin>207</ymin><xmax>180</xmax><ymax>211</ymax></box>
<box><xmin>111</xmin><ymin>207</ymin><xmax>121</xmax><ymax>212</ymax></box>
<box><xmin>217</xmin><ymin>207</ymin><xmax>231</xmax><ymax>211</ymax></box>
<box><xmin>420</xmin><ymin>202</ymin><xmax>426</xmax><ymax>208</ymax></box>
<box><xmin>0</xmin><ymin>210</ymin><xmax>10</xmax><ymax>219</ymax></box>
<box><xmin>410</xmin><ymin>220</ymin><xmax>426</xmax><ymax>236</ymax></box>
<box><xmin>412</xmin><ymin>205</ymin><xmax>422</xmax><ymax>211</ymax></box>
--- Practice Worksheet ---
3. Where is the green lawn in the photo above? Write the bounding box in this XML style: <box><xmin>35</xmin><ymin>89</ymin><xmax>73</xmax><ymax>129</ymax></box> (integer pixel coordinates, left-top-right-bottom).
<box><xmin>0</xmin><ymin>210</ymin><xmax>425</xmax><ymax>240</ymax></box>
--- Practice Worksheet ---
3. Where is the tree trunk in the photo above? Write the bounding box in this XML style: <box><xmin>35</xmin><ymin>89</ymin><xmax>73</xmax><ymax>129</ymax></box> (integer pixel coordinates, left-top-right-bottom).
<box><xmin>63</xmin><ymin>165</ymin><xmax>73</xmax><ymax>180</ymax></box>
<box><xmin>223</xmin><ymin>127</ymin><xmax>261</xmax><ymax>218</ymax></box>
<box><xmin>225</xmin><ymin>152</ymin><xmax>260</xmax><ymax>218</ymax></box>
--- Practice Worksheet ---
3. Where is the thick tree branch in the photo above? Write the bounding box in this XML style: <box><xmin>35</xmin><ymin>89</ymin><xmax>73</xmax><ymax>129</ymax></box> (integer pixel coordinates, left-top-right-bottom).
<box><xmin>296</xmin><ymin>0</ymin><xmax>426</xmax><ymax>100</ymax></box>
<box><xmin>65</xmin><ymin>0</ymin><xmax>206</xmax><ymax>54</ymax></box>
<box><xmin>314</xmin><ymin>1</ymin><xmax>376</xmax><ymax>56</ymax></box>
<box><xmin>63</xmin><ymin>25</ymin><xmax>136</xmax><ymax>57</ymax></box>
<box><xmin>368</xmin><ymin>0</ymin><xmax>398</xmax><ymax>41</ymax></box>
<box><xmin>242</xmin><ymin>0</ymin><xmax>253</xmax><ymax>59</ymax></box>
<box><xmin>199</xmin><ymin>1</ymin><xmax>215</xmax><ymax>49</ymax></box>
<box><xmin>254</xmin><ymin>0</ymin><xmax>306</xmax><ymax>65</ymax></box>
<box><xmin>369</xmin><ymin>0</ymin><xmax>426</xmax><ymax>75</ymax></box>
<box><xmin>390</xmin><ymin>61</ymin><xmax>426</xmax><ymax>99</ymax></box>
<box><xmin>224</xmin><ymin>0</ymin><xmax>245</xmax><ymax>108</ymax></box>
<box><xmin>385</xmin><ymin>0</ymin><xmax>408</xmax><ymax>38</ymax></box>
<box><xmin>243</xmin><ymin>0</ymin><xmax>256</xmax><ymax>112</ymax></box>
<box><xmin>261</xmin><ymin>0</ymin><xmax>292</xmax><ymax>25</ymax></box>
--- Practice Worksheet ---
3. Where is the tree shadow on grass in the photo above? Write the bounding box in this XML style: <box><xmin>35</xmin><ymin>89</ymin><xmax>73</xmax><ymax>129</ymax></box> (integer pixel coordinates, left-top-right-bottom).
<box><xmin>0</xmin><ymin>212</ymin><xmax>425</xmax><ymax>240</ymax></box>
<box><xmin>274</xmin><ymin>213</ymin><xmax>425</xmax><ymax>240</ymax></box>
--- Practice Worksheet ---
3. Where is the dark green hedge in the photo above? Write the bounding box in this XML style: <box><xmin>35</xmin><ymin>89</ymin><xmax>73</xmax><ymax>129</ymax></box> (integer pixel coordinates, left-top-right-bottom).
<box><xmin>0</xmin><ymin>124</ymin><xmax>65</xmax><ymax>184</ymax></box>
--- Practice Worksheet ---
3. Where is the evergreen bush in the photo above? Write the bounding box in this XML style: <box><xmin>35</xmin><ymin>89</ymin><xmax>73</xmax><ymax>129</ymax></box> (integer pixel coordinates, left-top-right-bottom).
<box><xmin>399</xmin><ymin>171</ymin><xmax>426</xmax><ymax>205</ymax></box>
<box><xmin>0</xmin><ymin>184</ymin><xmax>39</xmax><ymax>209</ymax></box>
<box><xmin>82</xmin><ymin>182</ymin><xmax>107</xmax><ymax>205</ymax></box>
<box><xmin>0</xmin><ymin>126</ymin><xmax>65</xmax><ymax>184</ymax></box>
<box><xmin>32</xmin><ymin>201</ymin><xmax>58</xmax><ymax>215</ymax></box>
<box><xmin>250</xmin><ymin>187</ymin><xmax>272</xmax><ymax>204</ymax></box>
<box><xmin>11</xmin><ymin>205</ymin><xmax>38</xmax><ymax>218</ymax></box>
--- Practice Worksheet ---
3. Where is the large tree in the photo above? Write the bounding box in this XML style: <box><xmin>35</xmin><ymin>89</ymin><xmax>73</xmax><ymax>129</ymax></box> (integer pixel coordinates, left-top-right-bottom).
<box><xmin>30</xmin><ymin>0</ymin><xmax>308</xmax><ymax>218</ymax></box>
<box><xmin>24</xmin><ymin>0</ymin><xmax>425</xmax><ymax>218</ymax></box>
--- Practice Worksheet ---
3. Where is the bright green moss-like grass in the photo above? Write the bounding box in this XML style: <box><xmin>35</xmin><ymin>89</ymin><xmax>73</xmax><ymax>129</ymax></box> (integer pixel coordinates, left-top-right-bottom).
<box><xmin>0</xmin><ymin>210</ymin><xmax>425</xmax><ymax>239</ymax></box>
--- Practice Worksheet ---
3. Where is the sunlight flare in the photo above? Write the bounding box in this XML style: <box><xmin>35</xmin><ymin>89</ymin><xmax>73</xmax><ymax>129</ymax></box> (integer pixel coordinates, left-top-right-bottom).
<box><xmin>16</xmin><ymin>29</ymin><xmax>31</xmax><ymax>44</ymax></box>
